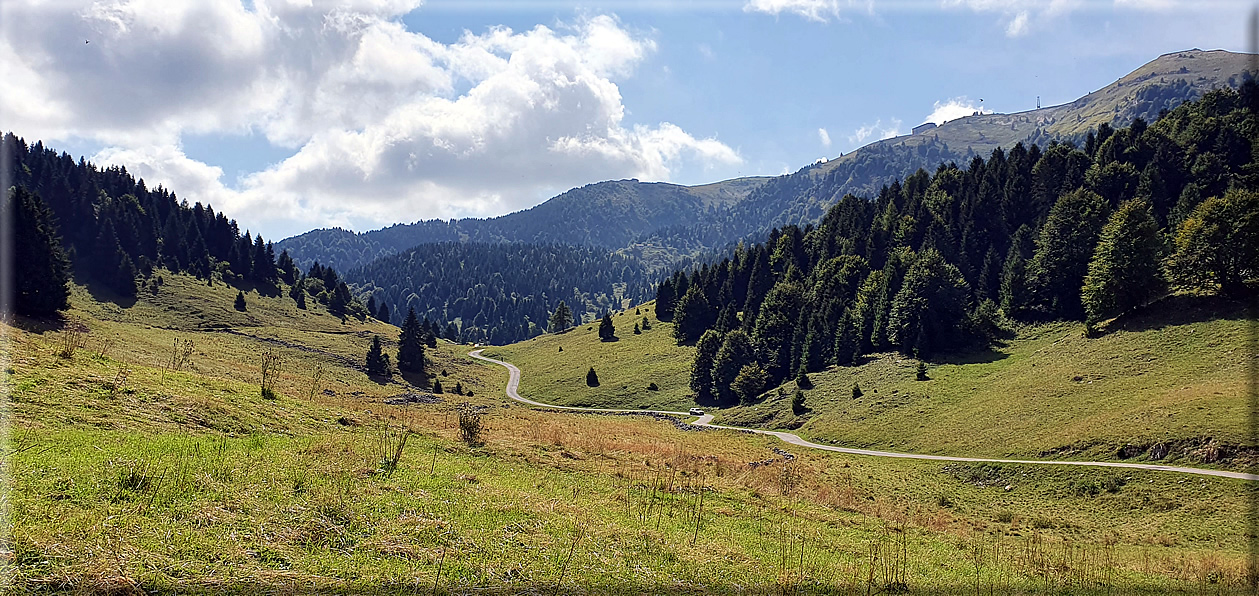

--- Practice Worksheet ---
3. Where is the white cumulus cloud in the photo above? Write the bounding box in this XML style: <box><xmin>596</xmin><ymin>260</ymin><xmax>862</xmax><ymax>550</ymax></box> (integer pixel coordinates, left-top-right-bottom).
<box><xmin>848</xmin><ymin>119</ymin><xmax>902</xmax><ymax>146</ymax></box>
<box><xmin>818</xmin><ymin>127</ymin><xmax>832</xmax><ymax>148</ymax></box>
<box><xmin>0</xmin><ymin>3</ymin><xmax>739</xmax><ymax>239</ymax></box>
<box><xmin>923</xmin><ymin>97</ymin><xmax>989</xmax><ymax>125</ymax></box>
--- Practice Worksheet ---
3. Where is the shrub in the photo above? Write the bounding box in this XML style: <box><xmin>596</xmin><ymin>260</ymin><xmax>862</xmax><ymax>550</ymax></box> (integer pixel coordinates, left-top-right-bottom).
<box><xmin>234</xmin><ymin>291</ymin><xmax>247</xmax><ymax>311</ymax></box>
<box><xmin>916</xmin><ymin>361</ymin><xmax>929</xmax><ymax>381</ymax></box>
<box><xmin>458</xmin><ymin>403</ymin><xmax>484</xmax><ymax>446</ymax></box>
<box><xmin>586</xmin><ymin>367</ymin><xmax>600</xmax><ymax>387</ymax></box>
<box><xmin>851</xmin><ymin>383</ymin><xmax>863</xmax><ymax>399</ymax></box>
<box><xmin>791</xmin><ymin>390</ymin><xmax>806</xmax><ymax>414</ymax></box>
<box><xmin>731</xmin><ymin>363</ymin><xmax>768</xmax><ymax>404</ymax></box>
<box><xmin>647</xmin><ymin>382</ymin><xmax>659</xmax><ymax>391</ymax></box>
<box><xmin>432</xmin><ymin>379</ymin><xmax>444</xmax><ymax>394</ymax></box>
<box><xmin>795</xmin><ymin>366</ymin><xmax>812</xmax><ymax>389</ymax></box>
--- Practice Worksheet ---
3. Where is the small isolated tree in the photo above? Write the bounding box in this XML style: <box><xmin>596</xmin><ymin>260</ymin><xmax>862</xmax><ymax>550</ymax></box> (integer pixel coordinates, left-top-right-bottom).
<box><xmin>1082</xmin><ymin>199</ymin><xmax>1166</xmax><ymax>326</ymax></box>
<box><xmin>586</xmin><ymin>366</ymin><xmax>600</xmax><ymax>387</ymax></box>
<box><xmin>647</xmin><ymin>382</ymin><xmax>659</xmax><ymax>391</ymax></box>
<box><xmin>234</xmin><ymin>291</ymin><xmax>247</xmax><ymax>312</ymax></box>
<box><xmin>549</xmin><ymin>301</ymin><xmax>574</xmax><ymax>333</ymax></box>
<box><xmin>731</xmin><ymin>363</ymin><xmax>769</xmax><ymax>404</ymax></box>
<box><xmin>851</xmin><ymin>383</ymin><xmax>863</xmax><ymax>399</ymax></box>
<box><xmin>598</xmin><ymin>313</ymin><xmax>616</xmax><ymax>341</ymax></box>
<box><xmin>366</xmin><ymin>335</ymin><xmax>391</xmax><ymax>376</ymax></box>
<box><xmin>641</xmin><ymin>316</ymin><xmax>651</xmax><ymax>330</ymax></box>
<box><xmin>260</xmin><ymin>348</ymin><xmax>281</xmax><ymax>400</ymax></box>
<box><xmin>792</xmin><ymin>390</ymin><xmax>806</xmax><ymax>414</ymax></box>
<box><xmin>432</xmin><ymin>378</ymin><xmax>443</xmax><ymax>394</ymax></box>
<box><xmin>397</xmin><ymin>307</ymin><xmax>426</xmax><ymax>374</ymax></box>
<box><xmin>377</xmin><ymin>303</ymin><xmax>391</xmax><ymax>325</ymax></box>
<box><xmin>916</xmin><ymin>361</ymin><xmax>929</xmax><ymax>381</ymax></box>
<box><xmin>453</xmin><ymin>381</ymin><xmax>463</xmax><ymax>395</ymax></box>
<box><xmin>633</xmin><ymin>323</ymin><xmax>641</xmax><ymax>334</ymax></box>
<box><xmin>795</xmin><ymin>366</ymin><xmax>813</xmax><ymax>390</ymax></box>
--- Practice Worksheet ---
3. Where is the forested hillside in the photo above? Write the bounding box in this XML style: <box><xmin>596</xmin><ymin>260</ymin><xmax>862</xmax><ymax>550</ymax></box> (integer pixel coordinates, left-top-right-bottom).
<box><xmin>279</xmin><ymin>50</ymin><xmax>1252</xmax><ymax>276</ymax></box>
<box><xmin>4</xmin><ymin>134</ymin><xmax>296</xmax><ymax>302</ymax></box>
<box><xmin>345</xmin><ymin>242</ymin><xmax>651</xmax><ymax>345</ymax></box>
<box><xmin>277</xmin><ymin>177</ymin><xmax>767</xmax><ymax>272</ymax></box>
<box><xmin>660</xmin><ymin>83</ymin><xmax>1259</xmax><ymax>405</ymax></box>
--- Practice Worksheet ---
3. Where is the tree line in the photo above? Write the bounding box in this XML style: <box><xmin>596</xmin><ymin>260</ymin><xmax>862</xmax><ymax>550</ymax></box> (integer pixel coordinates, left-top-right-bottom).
<box><xmin>346</xmin><ymin>242</ymin><xmax>651</xmax><ymax>345</ymax></box>
<box><xmin>5</xmin><ymin>133</ymin><xmax>302</xmax><ymax>315</ymax></box>
<box><xmin>661</xmin><ymin>84</ymin><xmax>1259</xmax><ymax>405</ymax></box>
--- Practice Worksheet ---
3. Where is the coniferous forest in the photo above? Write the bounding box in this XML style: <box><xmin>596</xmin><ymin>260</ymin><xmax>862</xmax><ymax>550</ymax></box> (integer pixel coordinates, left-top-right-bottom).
<box><xmin>660</xmin><ymin>84</ymin><xmax>1259</xmax><ymax>405</ymax></box>
<box><xmin>2</xmin><ymin>133</ymin><xmax>379</xmax><ymax>321</ymax></box>
<box><xmin>345</xmin><ymin>242</ymin><xmax>650</xmax><ymax>345</ymax></box>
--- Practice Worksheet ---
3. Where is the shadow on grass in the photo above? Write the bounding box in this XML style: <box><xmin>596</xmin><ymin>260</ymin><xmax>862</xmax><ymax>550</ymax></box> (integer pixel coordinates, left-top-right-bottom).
<box><xmin>1104</xmin><ymin>293</ymin><xmax>1252</xmax><ymax>334</ymax></box>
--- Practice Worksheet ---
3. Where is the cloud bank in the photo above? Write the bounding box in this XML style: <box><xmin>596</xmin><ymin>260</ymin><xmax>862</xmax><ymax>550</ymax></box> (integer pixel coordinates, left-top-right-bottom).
<box><xmin>0</xmin><ymin>2</ymin><xmax>740</xmax><ymax>238</ymax></box>
<box><xmin>849</xmin><ymin>119</ymin><xmax>902</xmax><ymax>146</ymax></box>
<box><xmin>923</xmin><ymin>97</ymin><xmax>989</xmax><ymax>125</ymax></box>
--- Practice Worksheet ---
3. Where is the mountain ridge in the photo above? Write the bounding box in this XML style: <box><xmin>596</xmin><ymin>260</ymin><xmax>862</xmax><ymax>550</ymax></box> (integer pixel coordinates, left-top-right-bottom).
<box><xmin>278</xmin><ymin>49</ymin><xmax>1255</xmax><ymax>273</ymax></box>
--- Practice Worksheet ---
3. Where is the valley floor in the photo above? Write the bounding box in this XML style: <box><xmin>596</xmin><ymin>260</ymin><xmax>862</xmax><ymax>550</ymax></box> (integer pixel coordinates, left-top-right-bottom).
<box><xmin>3</xmin><ymin>273</ymin><xmax>1254</xmax><ymax>593</ymax></box>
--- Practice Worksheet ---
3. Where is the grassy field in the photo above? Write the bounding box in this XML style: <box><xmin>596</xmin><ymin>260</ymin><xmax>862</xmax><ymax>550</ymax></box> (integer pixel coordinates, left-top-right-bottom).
<box><xmin>3</xmin><ymin>275</ymin><xmax>1254</xmax><ymax>593</ymax></box>
<box><xmin>486</xmin><ymin>307</ymin><xmax>697</xmax><ymax>411</ymax></box>
<box><xmin>495</xmin><ymin>297</ymin><xmax>1254</xmax><ymax>468</ymax></box>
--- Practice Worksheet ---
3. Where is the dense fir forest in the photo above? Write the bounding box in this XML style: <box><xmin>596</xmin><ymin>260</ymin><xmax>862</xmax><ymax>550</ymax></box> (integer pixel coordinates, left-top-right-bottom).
<box><xmin>3</xmin><ymin>132</ymin><xmax>372</xmax><ymax>320</ymax></box>
<box><xmin>346</xmin><ymin>242</ymin><xmax>650</xmax><ymax>345</ymax></box>
<box><xmin>659</xmin><ymin>85</ymin><xmax>1259</xmax><ymax>406</ymax></box>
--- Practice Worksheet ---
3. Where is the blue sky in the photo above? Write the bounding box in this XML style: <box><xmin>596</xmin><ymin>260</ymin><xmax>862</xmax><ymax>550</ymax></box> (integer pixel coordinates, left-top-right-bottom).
<box><xmin>1</xmin><ymin>0</ymin><xmax>1251</xmax><ymax>240</ymax></box>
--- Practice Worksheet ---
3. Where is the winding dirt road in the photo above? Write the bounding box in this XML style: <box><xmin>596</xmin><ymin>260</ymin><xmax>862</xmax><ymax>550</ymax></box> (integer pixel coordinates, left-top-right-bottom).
<box><xmin>468</xmin><ymin>350</ymin><xmax>1258</xmax><ymax>482</ymax></box>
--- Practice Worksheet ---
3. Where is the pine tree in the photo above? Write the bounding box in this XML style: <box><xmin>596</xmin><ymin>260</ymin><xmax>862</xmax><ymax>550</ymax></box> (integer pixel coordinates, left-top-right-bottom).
<box><xmin>1082</xmin><ymin>199</ymin><xmax>1166</xmax><ymax>326</ymax></box>
<box><xmin>586</xmin><ymin>366</ymin><xmax>600</xmax><ymax>387</ymax></box>
<box><xmin>851</xmin><ymin>383</ymin><xmax>863</xmax><ymax>399</ymax></box>
<box><xmin>8</xmin><ymin>187</ymin><xmax>71</xmax><ymax>316</ymax></box>
<box><xmin>1028</xmin><ymin>188</ymin><xmax>1110</xmax><ymax>319</ymax></box>
<box><xmin>795</xmin><ymin>366</ymin><xmax>813</xmax><ymax>390</ymax></box>
<box><xmin>633</xmin><ymin>323</ymin><xmax>641</xmax><ymax>334</ymax></box>
<box><xmin>598</xmin><ymin>313</ymin><xmax>616</xmax><ymax>341</ymax></box>
<box><xmin>378</xmin><ymin>303</ymin><xmax>391</xmax><ymax>324</ymax></box>
<box><xmin>712</xmin><ymin>330</ymin><xmax>756</xmax><ymax>404</ymax></box>
<box><xmin>641</xmin><ymin>316</ymin><xmax>651</xmax><ymax>330</ymax></box>
<box><xmin>365</xmin><ymin>336</ymin><xmax>391</xmax><ymax>376</ymax></box>
<box><xmin>366</xmin><ymin>296</ymin><xmax>377</xmax><ymax>318</ymax></box>
<box><xmin>432</xmin><ymin>378</ymin><xmax>443</xmax><ymax>394</ymax></box>
<box><xmin>397</xmin><ymin>307</ymin><xmax>426</xmax><ymax>374</ymax></box>
<box><xmin>234</xmin><ymin>291</ymin><xmax>247</xmax><ymax>311</ymax></box>
<box><xmin>888</xmin><ymin>249</ymin><xmax>971</xmax><ymax>356</ymax></box>
<box><xmin>549</xmin><ymin>301</ymin><xmax>574</xmax><ymax>332</ymax></box>
<box><xmin>690</xmin><ymin>330</ymin><xmax>722</xmax><ymax>402</ymax></box>
<box><xmin>672</xmin><ymin>282</ymin><xmax>716</xmax><ymax>344</ymax></box>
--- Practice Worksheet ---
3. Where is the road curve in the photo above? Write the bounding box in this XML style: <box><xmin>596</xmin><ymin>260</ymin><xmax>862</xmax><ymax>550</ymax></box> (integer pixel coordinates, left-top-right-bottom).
<box><xmin>469</xmin><ymin>350</ymin><xmax>1258</xmax><ymax>482</ymax></box>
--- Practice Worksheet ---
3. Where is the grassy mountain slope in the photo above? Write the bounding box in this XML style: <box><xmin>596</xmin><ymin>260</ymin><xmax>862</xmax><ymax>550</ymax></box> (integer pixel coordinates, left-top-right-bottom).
<box><xmin>492</xmin><ymin>296</ymin><xmax>1253</xmax><ymax>469</ymax></box>
<box><xmin>8</xmin><ymin>276</ymin><xmax>1252</xmax><ymax>593</ymax></box>
<box><xmin>280</xmin><ymin>50</ymin><xmax>1253</xmax><ymax>277</ymax></box>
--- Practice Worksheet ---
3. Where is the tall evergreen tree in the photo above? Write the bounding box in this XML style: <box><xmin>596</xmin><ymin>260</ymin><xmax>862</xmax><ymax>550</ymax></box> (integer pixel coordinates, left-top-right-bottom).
<box><xmin>711</xmin><ymin>330</ymin><xmax>757</xmax><ymax>405</ymax></box>
<box><xmin>887</xmin><ymin>249</ymin><xmax>971</xmax><ymax>356</ymax></box>
<box><xmin>690</xmin><ymin>329</ymin><xmax>722</xmax><ymax>402</ymax></box>
<box><xmin>598</xmin><ymin>313</ymin><xmax>616</xmax><ymax>341</ymax></box>
<box><xmin>549</xmin><ymin>301</ymin><xmax>574</xmax><ymax>332</ymax></box>
<box><xmin>672</xmin><ymin>282</ymin><xmax>715</xmax><ymax>344</ymax></box>
<box><xmin>397</xmin><ymin>307</ymin><xmax>426</xmax><ymax>374</ymax></box>
<box><xmin>1028</xmin><ymin>188</ymin><xmax>1110</xmax><ymax>318</ymax></box>
<box><xmin>8</xmin><ymin>187</ymin><xmax>71</xmax><ymax>316</ymax></box>
<box><xmin>365</xmin><ymin>336</ymin><xmax>391</xmax><ymax>376</ymax></box>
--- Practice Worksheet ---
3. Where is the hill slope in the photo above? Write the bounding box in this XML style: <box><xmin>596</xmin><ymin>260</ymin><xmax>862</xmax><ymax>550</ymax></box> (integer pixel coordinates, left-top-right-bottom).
<box><xmin>279</xmin><ymin>50</ymin><xmax>1254</xmax><ymax>273</ymax></box>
